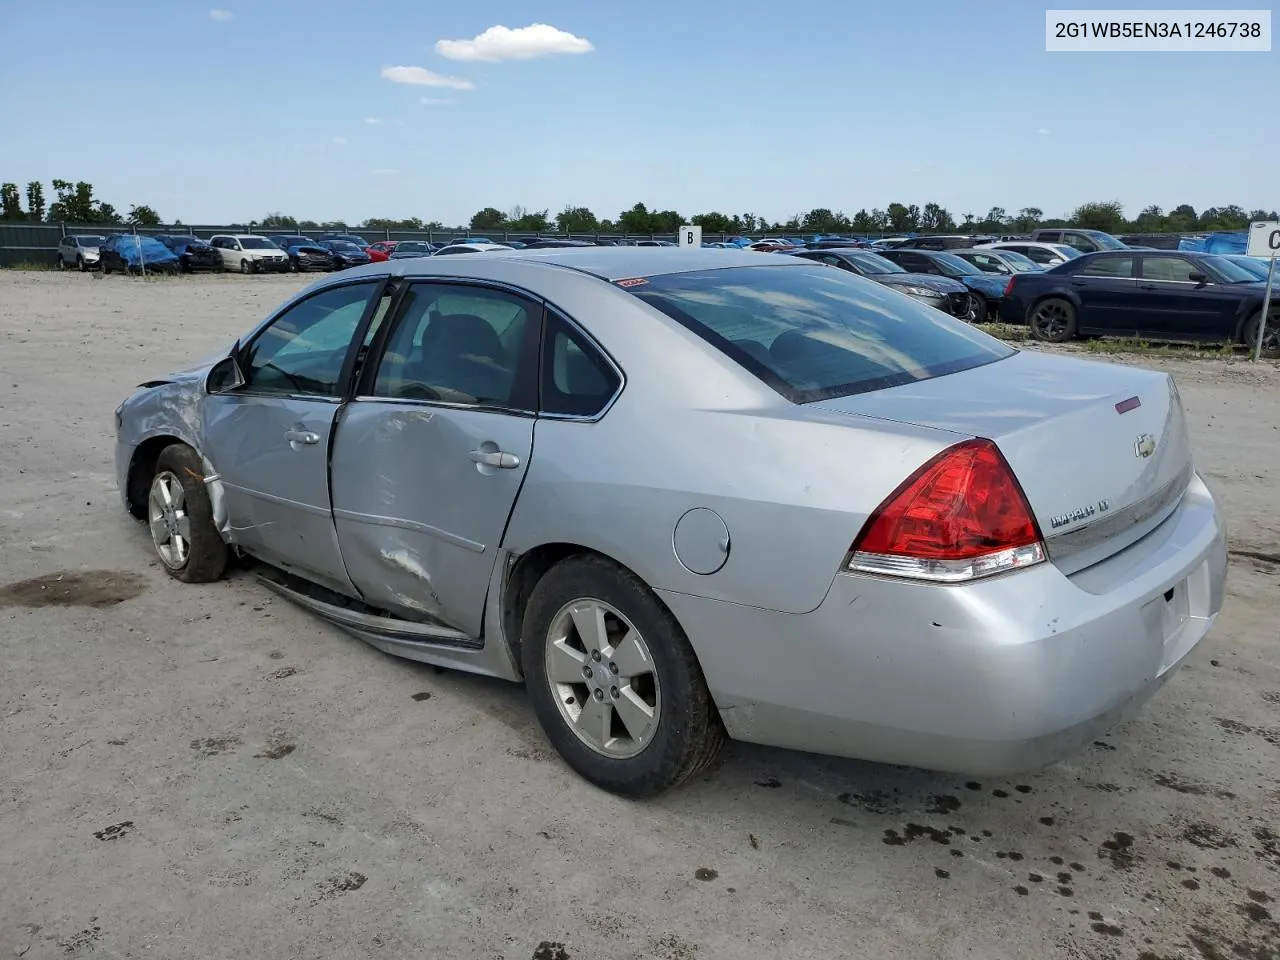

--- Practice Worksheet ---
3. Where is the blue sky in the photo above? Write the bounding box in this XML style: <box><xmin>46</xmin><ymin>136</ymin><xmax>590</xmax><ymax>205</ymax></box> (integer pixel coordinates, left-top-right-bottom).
<box><xmin>1</xmin><ymin>1</ymin><xmax>1275</xmax><ymax>226</ymax></box>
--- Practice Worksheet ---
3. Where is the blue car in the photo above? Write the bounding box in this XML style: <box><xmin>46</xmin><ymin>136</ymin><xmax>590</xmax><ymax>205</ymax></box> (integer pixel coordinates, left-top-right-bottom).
<box><xmin>270</xmin><ymin>235</ymin><xmax>333</xmax><ymax>272</ymax></box>
<box><xmin>99</xmin><ymin>234</ymin><xmax>180</xmax><ymax>275</ymax></box>
<box><xmin>875</xmin><ymin>248</ymin><xmax>1013</xmax><ymax>323</ymax></box>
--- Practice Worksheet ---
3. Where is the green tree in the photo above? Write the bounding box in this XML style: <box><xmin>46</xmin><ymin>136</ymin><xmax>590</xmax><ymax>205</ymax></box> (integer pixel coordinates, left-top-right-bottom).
<box><xmin>1013</xmin><ymin>207</ymin><xmax>1042</xmax><ymax>231</ymax></box>
<box><xmin>48</xmin><ymin>180</ymin><xmax>101</xmax><ymax>222</ymax></box>
<box><xmin>617</xmin><ymin>203</ymin><xmax>655</xmax><ymax>234</ymax></box>
<box><xmin>1069</xmin><ymin>200</ymin><xmax>1124</xmax><ymax>232</ymax></box>
<box><xmin>691</xmin><ymin>211</ymin><xmax>734</xmax><ymax>233</ymax></box>
<box><xmin>885</xmin><ymin>202</ymin><xmax>911</xmax><ymax>232</ymax></box>
<box><xmin>1132</xmin><ymin>205</ymin><xmax>1164</xmax><ymax>231</ymax></box>
<box><xmin>469</xmin><ymin>207</ymin><xmax>506</xmax><ymax>231</ymax></box>
<box><xmin>508</xmin><ymin>207</ymin><xmax>551</xmax><ymax>232</ymax></box>
<box><xmin>96</xmin><ymin>203</ymin><xmax>122</xmax><ymax>225</ymax></box>
<box><xmin>869</xmin><ymin>209</ymin><xmax>889</xmax><ymax>231</ymax></box>
<box><xmin>25</xmin><ymin>182</ymin><xmax>45</xmax><ymax>222</ymax></box>
<box><xmin>919</xmin><ymin>202</ymin><xmax>954</xmax><ymax>232</ymax></box>
<box><xmin>260</xmin><ymin>212</ymin><xmax>299</xmax><ymax>229</ymax></box>
<box><xmin>851</xmin><ymin>209</ymin><xmax>874</xmax><ymax>233</ymax></box>
<box><xmin>735</xmin><ymin>212</ymin><xmax>761</xmax><ymax>234</ymax></box>
<box><xmin>126</xmin><ymin>204</ymin><xmax>162</xmax><ymax>227</ymax></box>
<box><xmin>556</xmin><ymin>206</ymin><xmax>599</xmax><ymax>233</ymax></box>
<box><xmin>0</xmin><ymin>183</ymin><xmax>21</xmax><ymax>220</ymax></box>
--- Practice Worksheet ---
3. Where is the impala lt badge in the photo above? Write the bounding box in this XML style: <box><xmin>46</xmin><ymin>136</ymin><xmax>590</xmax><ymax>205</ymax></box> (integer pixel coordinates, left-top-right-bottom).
<box><xmin>1135</xmin><ymin>434</ymin><xmax>1156</xmax><ymax>458</ymax></box>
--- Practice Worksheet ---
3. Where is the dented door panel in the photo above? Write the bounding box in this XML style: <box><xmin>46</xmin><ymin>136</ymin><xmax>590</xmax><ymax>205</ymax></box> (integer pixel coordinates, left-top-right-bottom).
<box><xmin>329</xmin><ymin>400</ymin><xmax>534</xmax><ymax>636</ymax></box>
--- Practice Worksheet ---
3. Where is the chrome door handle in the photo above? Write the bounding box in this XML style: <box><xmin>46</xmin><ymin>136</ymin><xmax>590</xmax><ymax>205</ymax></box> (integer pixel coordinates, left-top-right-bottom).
<box><xmin>469</xmin><ymin>448</ymin><xmax>520</xmax><ymax>469</ymax></box>
<box><xmin>285</xmin><ymin>429</ymin><xmax>320</xmax><ymax>445</ymax></box>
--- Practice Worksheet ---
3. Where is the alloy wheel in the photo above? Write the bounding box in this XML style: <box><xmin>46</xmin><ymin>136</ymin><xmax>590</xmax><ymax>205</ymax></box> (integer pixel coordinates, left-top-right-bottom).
<box><xmin>1032</xmin><ymin>301</ymin><xmax>1071</xmax><ymax>340</ymax></box>
<box><xmin>147</xmin><ymin>470</ymin><xmax>192</xmax><ymax>569</ymax></box>
<box><xmin>544</xmin><ymin>598</ymin><xmax>661</xmax><ymax>759</ymax></box>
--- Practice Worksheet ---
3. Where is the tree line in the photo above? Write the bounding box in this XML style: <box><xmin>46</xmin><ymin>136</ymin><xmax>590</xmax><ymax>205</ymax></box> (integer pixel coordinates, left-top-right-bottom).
<box><xmin>4</xmin><ymin>179</ymin><xmax>1276</xmax><ymax>236</ymax></box>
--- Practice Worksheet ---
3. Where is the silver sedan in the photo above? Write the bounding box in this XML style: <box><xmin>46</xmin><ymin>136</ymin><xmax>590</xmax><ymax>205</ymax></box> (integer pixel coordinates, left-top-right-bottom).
<box><xmin>113</xmin><ymin>248</ymin><xmax>1228</xmax><ymax>796</ymax></box>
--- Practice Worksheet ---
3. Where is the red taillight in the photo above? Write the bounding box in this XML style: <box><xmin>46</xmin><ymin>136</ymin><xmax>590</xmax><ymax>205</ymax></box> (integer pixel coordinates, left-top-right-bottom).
<box><xmin>1003</xmin><ymin>275</ymin><xmax>1017</xmax><ymax>296</ymax></box>
<box><xmin>847</xmin><ymin>438</ymin><xmax>1045</xmax><ymax>582</ymax></box>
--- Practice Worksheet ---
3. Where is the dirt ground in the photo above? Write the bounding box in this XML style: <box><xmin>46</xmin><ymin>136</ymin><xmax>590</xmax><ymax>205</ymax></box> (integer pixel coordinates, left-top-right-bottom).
<box><xmin>1</xmin><ymin>270</ymin><xmax>1278</xmax><ymax>960</ymax></box>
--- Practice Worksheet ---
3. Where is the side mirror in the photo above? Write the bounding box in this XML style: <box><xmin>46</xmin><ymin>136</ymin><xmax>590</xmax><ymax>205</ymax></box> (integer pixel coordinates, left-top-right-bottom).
<box><xmin>1187</xmin><ymin>271</ymin><xmax>1208</xmax><ymax>285</ymax></box>
<box><xmin>206</xmin><ymin>355</ymin><xmax>245</xmax><ymax>394</ymax></box>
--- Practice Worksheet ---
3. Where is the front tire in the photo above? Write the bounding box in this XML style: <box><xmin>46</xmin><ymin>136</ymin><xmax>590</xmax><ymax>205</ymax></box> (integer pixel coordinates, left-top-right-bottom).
<box><xmin>967</xmin><ymin>292</ymin><xmax>988</xmax><ymax>324</ymax></box>
<box><xmin>146</xmin><ymin>444</ymin><xmax>228</xmax><ymax>583</ymax></box>
<box><xmin>1029</xmin><ymin>297</ymin><xmax>1078</xmax><ymax>343</ymax></box>
<box><xmin>240</xmin><ymin>258</ymin><xmax>253</xmax><ymax>275</ymax></box>
<box><xmin>522</xmin><ymin>554</ymin><xmax>727</xmax><ymax>798</ymax></box>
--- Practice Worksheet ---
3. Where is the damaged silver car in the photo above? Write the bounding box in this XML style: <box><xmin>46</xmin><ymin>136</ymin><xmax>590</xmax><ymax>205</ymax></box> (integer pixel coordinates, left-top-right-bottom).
<box><xmin>114</xmin><ymin>248</ymin><xmax>1227</xmax><ymax>797</ymax></box>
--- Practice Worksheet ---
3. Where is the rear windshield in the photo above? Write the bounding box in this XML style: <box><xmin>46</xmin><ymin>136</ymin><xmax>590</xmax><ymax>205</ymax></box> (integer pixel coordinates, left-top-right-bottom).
<box><xmin>623</xmin><ymin>264</ymin><xmax>1014</xmax><ymax>403</ymax></box>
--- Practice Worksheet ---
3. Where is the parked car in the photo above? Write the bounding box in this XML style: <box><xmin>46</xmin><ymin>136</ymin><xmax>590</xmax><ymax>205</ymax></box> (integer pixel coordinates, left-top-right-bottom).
<box><xmin>431</xmin><ymin>242</ymin><xmax>513</xmax><ymax>256</ymax></box>
<box><xmin>55</xmin><ymin>234</ymin><xmax>107</xmax><ymax>271</ymax></box>
<box><xmin>318</xmin><ymin>240</ymin><xmax>373</xmax><ymax>269</ymax></box>
<box><xmin>387</xmin><ymin>241</ymin><xmax>436</xmax><ymax>260</ymax></box>
<box><xmin>868</xmin><ymin>237</ymin><xmax>910</xmax><ymax>250</ymax></box>
<box><xmin>112</xmin><ymin>247</ymin><xmax>1227</xmax><ymax>797</ymax></box>
<box><xmin>950</xmin><ymin>248</ymin><xmax>1045</xmax><ymax>275</ymax></box>
<box><xmin>99</xmin><ymin>234</ymin><xmax>181</xmax><ymax>275</ymax></box>
<box><xmin>1030</xmin><ymin>228</ymin><xmax>1129</xmax><ymax>253</ymax></box>
<box><xmin>366</xmin><ymin>241</ymin><xmax>399</xmax><ymax>262</ymax></box>
<box><xmin>636</xmin><ymin>239</ymin><xmax>676</xmax><ymax>247</ymax></box>
<box><xmin>974</xmin><ymin>240</ymin><xmax>1081</xmax><ymax>267</ymax></box>
<box><xmin>209</xmin><ymin>235</ymin><xmax>291</xmax><ymax>274</ymax></box>
<box><xmin>319</xmin><ymin>233</ymin><xmax>370</xmax><ymax>248</ymax></box>
<box><xmin>520</xmin><ymin>239</ymin><xmax>596</xmax><ymax>249</ymax></box>
<box><xmin>875</xmin><ymin>248</ymin><xmax>1013</xmax><ymax>322</ymax></box>
<box><xmin>896</xmin><ymin>235</ymin><xmax>992</xmax><ymax>251</ymax></box>
<box><xmin>271</xmin><ymin>235</ymin><xmax>333</xmax><ymax>272</ymax></box>
<box><xmin>1218</xmin><ymin>255</ymin><xmax>1275</xmax><ymax>282</ymax></box>
<box><xmin>1002</xmin><ymin>250</ymin><xmax>1279</xmax><ymax>352</ymax></box>
<box><xmin>154</xmin><ymin>235</ymin><xmax>222</xmax><ymax>273</ymax></box>
<box><xmin>790</xmin><ymin>248</ymin><xmax>971</xmax><ymax>319</ymax></box>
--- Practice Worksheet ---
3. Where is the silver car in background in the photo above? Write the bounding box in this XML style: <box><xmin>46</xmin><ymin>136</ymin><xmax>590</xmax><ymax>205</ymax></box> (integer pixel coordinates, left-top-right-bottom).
<box><xmin>55</xmin><ymin>233</ymin><xmax>107</xmax><ymax>271</ymax></box>
<box><xmin>113</xmin><ymin>248</ymin><xmax>1227</xmax><ymax>797</ymax></box>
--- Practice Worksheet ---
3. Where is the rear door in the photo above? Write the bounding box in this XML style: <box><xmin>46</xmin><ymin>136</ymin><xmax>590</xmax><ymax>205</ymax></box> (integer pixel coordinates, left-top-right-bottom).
<box><xmin>1067</xmin><ymin>254</ymin><xmax>1138</xmax><ymax>332</ymax></box>
<box><xmin>1135</xmin><ymin>255</ymin><xmax>1237</xmax><ymax>340</ymax></box>
<box><xmin>329</xmin><ymin>279</ymin><xmax>541</xmax><ymax>636</ymax></box>
<box><xmin>202</xmin><ymin>278</ymin><xmax>394</xmax><ymax>595</ymax></box>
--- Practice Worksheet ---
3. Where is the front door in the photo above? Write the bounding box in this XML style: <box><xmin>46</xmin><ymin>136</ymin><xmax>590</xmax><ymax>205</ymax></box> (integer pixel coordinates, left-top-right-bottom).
<box><xmin>330</xmin><ymin>280</ymin><xmax>541</xmax><ymax>636</ymax></box>
<box><xmin>202</xmin><ymin>278</ymin><xmax>391</xmax><ymax>595</ymax></box>
<box><xmin>1135</xmin><ymin>255</ymin><xmax>1237</xmax><ymax>340</ymax></box>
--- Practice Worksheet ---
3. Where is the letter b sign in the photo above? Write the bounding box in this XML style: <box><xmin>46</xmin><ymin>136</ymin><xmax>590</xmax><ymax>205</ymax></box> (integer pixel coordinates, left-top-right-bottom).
<box><xmin>679</xmin><ymin>225</ymin><xmax>702</xmax><ymax>248</ymax></box>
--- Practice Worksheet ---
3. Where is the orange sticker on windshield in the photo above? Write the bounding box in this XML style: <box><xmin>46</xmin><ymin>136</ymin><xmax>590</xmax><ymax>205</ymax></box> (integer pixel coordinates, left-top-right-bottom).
<box><xmin>615</xmin><ymin>277</ymin><xmax>649</xmax><ymax>288</ymax></box>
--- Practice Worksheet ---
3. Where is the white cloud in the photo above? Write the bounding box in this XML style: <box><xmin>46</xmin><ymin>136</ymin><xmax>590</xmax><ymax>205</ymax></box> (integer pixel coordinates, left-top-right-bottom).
<box><xmin>365</xmin><ymin>117</ymin><xmax>381</xmax><ymax>125</ymax></box>
<box><xmin>380</xmin><ymin>65</ymin><xmax>475</xmax><ymax>90</ymax></box>
<box><xmin>332</xmin><ymin>137</ymin><xmax>348</xmax><ymax>145</ymax></box>
<box><xmin>434</xmin><ymin>23</ymin><xmax>593</xmax><ymax>62</ymax></box>
<box><xmin>420</xmin><ymin>97</ymin><xmax>456</xmax><ymax>106</ymax></box>
<box><xmin>1037</xmin><ymin>127</ymin><xmax>1051</xmax><ymax>135</ymax></box>
<box><xmin>208</xmin><ymin>9</ymin><xmax>233</xmax><ymax>21</ymax></box>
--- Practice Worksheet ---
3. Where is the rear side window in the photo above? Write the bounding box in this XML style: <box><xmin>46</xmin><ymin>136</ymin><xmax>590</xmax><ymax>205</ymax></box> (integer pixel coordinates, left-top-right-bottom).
<box><xmin>623</xmin><ymin>264</ymin><xmax>1013</xmax><ymax>403</ymax></box>
<box><xmin>1079</xmin><ymin>256</ymin><xmax>1134</xmax><ymax>278</ymax></box>
<box><xmin>540</xmin><ymin>310</ymin><xmax>621</xmax><ymax>417</ymax></box>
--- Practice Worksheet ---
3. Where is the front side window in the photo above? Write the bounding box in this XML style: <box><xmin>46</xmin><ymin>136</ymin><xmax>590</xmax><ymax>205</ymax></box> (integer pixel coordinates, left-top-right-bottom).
<box><xmin>1078</xmin><ymin>256</ymin><xmax>1134</xmax><ymax>278</ymax></box>
<box><xmin>1140</xmin><ymin>257</ymin><xmax>1200</xmax><ymax>283</ymax></box>
<box><xmin>624</xmin><ymin>264</ymin><xmax>1013</xmax><ymax>403</ymax></box>
<box><xmin>541</xmin><ymin>310</ymin><xmax>621</xmax><ymax>417</ymax></box>
<box><xmin>242</xmin><ymin>281</ymin><xmax>382</xmax><ymax>396</ymax></box>
<box><xmin>370</xmin><ymin>283</ymin><xmax>535</xmax><ymax>407</ymax></box>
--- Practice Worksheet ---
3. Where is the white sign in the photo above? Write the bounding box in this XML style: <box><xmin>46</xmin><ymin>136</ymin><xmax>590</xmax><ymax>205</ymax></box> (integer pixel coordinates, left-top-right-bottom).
<box><xmin>1246</xmin><ymin>221</ymin><xmax>1280</xmax><ymax>258</ymax></box>
<box><xmin>679</xmin><ymin>225</ymin><xmax>702</xmax><ymax>249</ymax></box>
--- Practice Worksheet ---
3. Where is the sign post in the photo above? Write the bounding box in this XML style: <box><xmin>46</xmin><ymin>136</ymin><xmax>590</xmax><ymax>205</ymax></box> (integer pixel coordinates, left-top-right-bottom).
<box><xmin>678</xmin><ymin>225</ymin><xmax>702</xmax><ymax>249</ymax></box>
<box><xmin>1246</xmin><ymin>221</ymin><xmax>1280</xmax><ymax>362</ymax></box>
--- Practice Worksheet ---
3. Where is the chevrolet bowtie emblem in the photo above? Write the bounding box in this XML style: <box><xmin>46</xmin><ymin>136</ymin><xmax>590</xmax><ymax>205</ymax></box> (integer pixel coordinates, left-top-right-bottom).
<box><xmin>1135</xmin><ymin>434</ymin><xmax>1156</xmax><ymax>458</ymax></box>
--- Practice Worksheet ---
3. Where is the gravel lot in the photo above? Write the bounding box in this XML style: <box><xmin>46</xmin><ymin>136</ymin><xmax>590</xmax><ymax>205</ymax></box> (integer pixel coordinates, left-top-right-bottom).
<box><xmin>2</xmin><ymin>271</ymin><xmax>1278</xmax><ymax>960</ymax></box>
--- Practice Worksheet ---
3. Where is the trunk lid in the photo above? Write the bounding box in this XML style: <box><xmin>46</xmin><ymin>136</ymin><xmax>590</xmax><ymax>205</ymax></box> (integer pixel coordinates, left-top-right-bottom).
<box><xmin>813</xmin><ymin>350</ymin><xmax>1193</xmax><ymax>574</ymax></box>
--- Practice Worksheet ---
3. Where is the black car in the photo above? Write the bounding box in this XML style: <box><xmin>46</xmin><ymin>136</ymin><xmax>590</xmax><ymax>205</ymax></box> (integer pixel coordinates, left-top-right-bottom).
<box><xmin>874</xmin><ymin>248</ymin><xmax>1013</xmax><ymax>323</ymax></box>
<box><xmin>790</xmin><ymin>248</ymin><xmax>972</xmax><ymax>319</ymax></box>
<box><xmin>520</xmin><ymin>239</ymin><xmax>597</xmax><ymax>249</ymax></box>
<box><xmin>154</xmin><ymin>235</ymin><xmax>222</xmax><ymax>272</ymax></box>
<box><xmin>318</xmin><ymin>233</ymin><xmax>370</xmax><ymax>249</ymax></box>
<box><xmin>271</xmin><ymin>235</ymin><xmax>333</xmax><ymax>271</ymax></box>
<box><xmin>895</xmin><ymin>235</ymin><xmax>997</xmax><ymax>251</ymax></box>
<box><xmin>1002</xmin><ymin>250</ymin><xmax>1279</xmax><ymax>351</ymax></box>
<box><xmin>387</xmin><ymin>241</ymin><xmax>435</xmax><ymax>260</ymax></box>
<box><xmin>318</xmin><ymin>239</ymin><xmax>372</xmax><ymax>270</ymax></box>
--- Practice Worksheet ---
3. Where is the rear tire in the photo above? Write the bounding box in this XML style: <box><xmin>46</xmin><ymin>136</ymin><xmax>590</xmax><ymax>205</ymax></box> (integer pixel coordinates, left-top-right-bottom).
<box><xmin>521</xmin><ymin>554</ymin><xmax>727</xmax><ymax>798</ymax></box>
<box><xmin>147</xmin><ymin>444</ymin><xmax>228</xmax><ymax>584</ymax></box>
<box><xmin>1029</xmin><ymin>297</ymin><xmax>1078</xmax><ymax>343</ymax></box>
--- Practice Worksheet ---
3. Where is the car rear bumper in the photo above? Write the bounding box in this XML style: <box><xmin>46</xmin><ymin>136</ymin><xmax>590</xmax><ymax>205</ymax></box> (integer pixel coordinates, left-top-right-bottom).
<box><xmin>658</xmin><ymin>472</ymin><xmax>1227</xmax><ymax>775</ymax></box>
